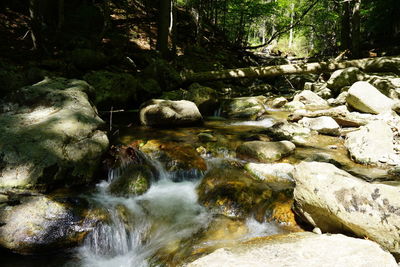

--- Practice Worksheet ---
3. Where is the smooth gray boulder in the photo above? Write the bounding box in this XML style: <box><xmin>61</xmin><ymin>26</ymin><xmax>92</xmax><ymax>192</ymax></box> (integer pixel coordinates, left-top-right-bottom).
<box><xmin>299</xmin><ymin>116</ymin><xmax>340</xmax><ymax>136</ymax></box>
<box><xmin>237</xmin><ymin>141</ymin><xmax>295</xmax><ymax>163</ymax></box>
<box><xmin>345</xmin><ymin>120</ymin><xmax>396</xmax><ymax>165</ymax></box>
<box><xmin>0</xmin><ymin>78</ymin><xmax>109</xmax><ymax>191</ymax></box>
<box><xmin>245</xmin><ymin>162</ymin><xmax>294</xmax><ymax>191</ymax></box>
<box><xmin>222</xmin><ymin>96</ymin><xmax>268</xmax><ymax>119</ymax></box>
<box><xmin>188</xmin><ymin>232</ymin><xmax>397</xmax><ymax>267</ymax></box>
<box><xmin>140</xmin><ymin>99</ymin><xmax>203</xmax><ymax>127</ymax></box>
<box><xmin>346</xmin><ymin>81</ymin><xmax>394</xmax><ymax>114</ymax></box>
<box><xmin>293</xmin><ymin>90</ymin><xmax>329</xmax><ymax>108</ymax></box>
<box><xmin>327</xmin><ymin>67</ymin><xmax>366</xmax><ymax>91</ymax></box>
<box><xmin>293</xmin><ymin>161</ymin><xmax>400</xmax><ymax>255</ymax></box>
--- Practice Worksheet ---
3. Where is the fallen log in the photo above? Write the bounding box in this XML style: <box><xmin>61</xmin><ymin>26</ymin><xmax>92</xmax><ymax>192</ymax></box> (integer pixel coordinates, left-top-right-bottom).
<box><xmin>181</xmin><ymin>56</ymin><xmax>400</xmax><ymax>83</ymax></box>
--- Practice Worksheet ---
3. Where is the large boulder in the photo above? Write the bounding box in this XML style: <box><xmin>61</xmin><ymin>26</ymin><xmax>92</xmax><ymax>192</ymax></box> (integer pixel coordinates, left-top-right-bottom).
<box><xmin>245</xmin><ymin>162</ymin><xmax>295</xmax><ymax>191</ymax></box>
<box><xmin>293</xmin><ymin>161</ymin><xmax>400</xmax><ymax>255</ymax></box>
<box><xmin>236</xmin><ymin>141</ymin><xmax>295</xmax><ymax>163</ymax></box>
<box><xmin>326</xmin><ymin>67</ymin><xmax>366</xmax><ymax>92</ymax></box>
<box><xmin>139</xmin><ymin>99</ymin><xmax>203</xmax><ymax>127</ymax></box>
<box><xmin>298</xmin><ymin>116</ymin><xmax>340</xmax><ymax>136</ymax></box>
<box><xmin>222</xmin><ymin>96</ymin><xmax>268</xmax><ymax>119</ymax></box>
<box><xmin>263</xmin><ymin>121</ymin><xmax>311</xmax><ymax>142</ymax></box>
<box><xmin>0</xmin><ymin>195</ymin><xmax>99</xmax><ymax>254</ymax></box>
<box><xmin>187</xmin><ymin>232</ymin><xmax>397</xmax><ymax>267</ymax></box>
<box><xmin>0</xmin><ymin>78</ymin><xmax>109</xmax><ymax>191</ymax></box>
<box><xmin>346</xmin><ymin>81</ymin><xmax>394</xmax><ymax>114</ymax></box>
<box><xmin>345</xmin><ymin>120</ymin><xmax>397</xmax><ymax>165</ymax></box>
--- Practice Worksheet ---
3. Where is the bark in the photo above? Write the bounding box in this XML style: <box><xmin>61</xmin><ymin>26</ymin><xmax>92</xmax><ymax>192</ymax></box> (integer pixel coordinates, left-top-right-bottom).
<box><xmin>351</xmin><ymin>0</ymin><xmax>361</xmax><ymax>58</ymax></box>
<box><xmin>182</xmin><ymin>56</ymin><xmax>400</xmax><ymax>83</ymax></box>
<box><xmin>340</xmin><ymin>1</ymin><xmax>351</xmax><ymax>51</ymax></box>
<box><xmin>157</xmin><ymin>0</ymin><xmax>172</xmax><ymax>57</ymax></box>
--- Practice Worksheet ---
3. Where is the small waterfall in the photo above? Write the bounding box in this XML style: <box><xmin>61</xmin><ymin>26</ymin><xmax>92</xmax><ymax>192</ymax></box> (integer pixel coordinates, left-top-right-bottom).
<box><xmin>213</xmin><ymin>107</ymin><xmax>222</xmax><ymax>117</ymax></box>
<box><xmin>77</xmin><ymin>153</ymin><xmax>210</xmax><ymax>267</ymax></box>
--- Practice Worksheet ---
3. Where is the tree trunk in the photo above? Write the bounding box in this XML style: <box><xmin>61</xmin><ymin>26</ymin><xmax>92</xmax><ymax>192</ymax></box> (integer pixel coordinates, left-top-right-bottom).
<box><xmin>351</xmin><ymin>0</ymin><xmax>361</xmax><ymax>58</ymax></box>
<box><xmin>182</xmin><ymin>56</ymin><xmax>400</xmax><ymax>83</ymax></box>
<box><xmin>340</xmin><ymin>0</ymin><xmax>351</xmax><ymax>51</ymax></box>
<box><xmin>288</xmin><ymin>3</ymin><xmax>295</xmax><ymax>48</ymax></box>
<box><xmin>157</xmin><ymin>0</ymin><xmax>172</xmax><ymax>58</ymax></box>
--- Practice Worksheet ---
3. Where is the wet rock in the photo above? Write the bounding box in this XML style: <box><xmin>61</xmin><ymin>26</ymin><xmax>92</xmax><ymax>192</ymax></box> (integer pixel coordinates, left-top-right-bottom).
<box><xmin>345</xmin><ymin>120</ymin><xmax>397</xmax><ymax>165</ymax></box>
<box><xmin>197</xmin><ymin>164</ymin><xmax>273</xmax><ymax>218</ymax></box>
<box><xmin>298</xmin><ymin>116</ymin><xmax>340</xmax><ymax>136</ymax></box>
<box><xmin>283</xmin><ymin>100</ymin><xmax>305</xmax><ymax>110</ymax></box>
<box><xmin>245</xmin><ymin>163</ymin><xmax>295</xmax><ymax>191</ymax></box>
<box><xmin>236</xmin><ymin>141</ymin><xmax>295</xmax><ymax>163</ymax></box>
<box><xmin>139</xmin><ymin>99</ymin><xmax>203</xmax><ymax>127</ymax></box>
<box><xmin>346</xmin><ymin>81</ymin><xmax>394</xmax><ymax>114</ymax></box>
<box><xmin>293</xmin><ymin>161</ymin><xmax>400</xmax><ymax>255</ymax></box>
<box><xmin>187</xmin><ymin>232</ymin><xmax>397</xmax><ymax>267</ymax></box>
<box><xmin>0</xmin><ymin>78</ymin><xmax>109</xmax><ymax>191</ymax></box>
<box><xmin>270</xmin><ymin>97</ymin><xmax>288</xmax><ymax>108</ymax></box>
<box><xmin>222</xmin><ymin>96</ymin><xmax>268</xmax><ymax>119</ymax></box>
<box><xmin>292</xmin><ymin>90</ymin><xmax>329</xmax><ymax>108</ymax></box>
<box><xmin>198</xmin><ymin>133</ymin><xmax>218</xmax><ymax>142</ymax></box>
<box><xmin>263</xmin><ymin>121</ymin><xmax>311</xmax><ymax>141</ymax></box>
<box><xmin>0</xmin><ymin>195</ymin><xmax>97</xmax><ymax>254</ymax></box>
<box><xmin>109</xmin><ymin>165</ymin><xmax>153</xmax><ymax>197</ymax></box>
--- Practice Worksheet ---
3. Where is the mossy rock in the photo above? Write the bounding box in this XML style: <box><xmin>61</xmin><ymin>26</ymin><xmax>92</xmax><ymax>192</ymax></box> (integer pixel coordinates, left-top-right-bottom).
<box><xmin>70</xmin><ymin>49</ymin><xmax>108</xmax><ymax>70</ymax></box>
<box><xmin>143</xmin><ymin>59</ymin><xmax>182</xmax><ymax>90</ymax></box>
<box><xmin>197</xmin><ymin>163</ymin><xmax>273</xmax><ymax>218</ymax></box>
<box><xmin>109</xmin><ymin>165</ymin><xmax>153</xmax><ymax>197</ymax></box>
<box><xmin>83</xmin><ymin>70</ymin><xmax>138</xmax><ymax>109</ymax></box>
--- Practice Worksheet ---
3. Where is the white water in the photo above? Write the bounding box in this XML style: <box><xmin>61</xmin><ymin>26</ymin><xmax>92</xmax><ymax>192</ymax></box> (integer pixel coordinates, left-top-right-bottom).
<box><xmin>230</xmin><ymin>118</ymin><xmax>275</xmax><ymax>128</ymax></box>
<box><xmin>76</xmin><ymin>156</ymin><xmax>286</xmax><ymax>267</ymax></box>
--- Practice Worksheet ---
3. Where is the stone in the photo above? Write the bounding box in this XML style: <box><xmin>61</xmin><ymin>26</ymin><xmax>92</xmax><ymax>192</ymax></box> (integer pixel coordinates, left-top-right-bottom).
<box><xmin>292</xmin><ymin>90</ymin><xmax>329</xmax><ymax>108</ymax></box>
<box><xmin>283</xmin><ymin>100</ymin><xmax>305</xmax><ymax>110</ymax></box>
<box><xmin>139</xmin><ymin>99</ymin><xmax>203</xmax><ymax>127</ymax></box>
<box><xmin>237</xmin><ymin>141</ymin><xmax>295</xmax><ymax>163</ymax></box>
<box><xmin>263</xmin><ymin>121</ymin><xmax>311</xmax><ymax>141</ymax></box>
<box><xmin>198</xmin><ymin>132</ymin><xmax>218</xmax><ymax>142</ymax></box>
<box><xmin>0</xmin><ymin>195</ymin><xmax>97</xmax><ymax>254</ymax></box>
<box><xmin>298</xmin><ymin>116</ymin><xmax>340</xmax><ymax>136</ymax></box>
<box><xmin>109</xmin><ymin>165</ymin><xmax>153</xmax><ymax>197</ymax></box>
<box><xmin>345</xmin><ymin>120</ymin><xmax>396</xmax><ymax>165</ymax></box>
<box><xmin>222</xmin><ymin>96</ymin><xmax>268</xmax><ymax>119</ymax></box>
<box><xmin>197</xmin><ymin>163</ymin><xmax>273</xmax><ymax>218</ymax></box>
<box><xmin>187</xmin><ymin>232</ymin><xmax>397</xmax><ymax>267</ymax></box>
<box><xmin>327</xmin><ymin>91</ymin><xmax>348</xmax><ymax>106</ymax></box>
<box><xmin>326</xmin><ymin>67</ymin><xmax>366</xmax><ymax>92</ymax></box>
<box><xmin>270</xmin><ymin>97</ymin><xmax>288</xmax><ymax>108</ymax></box>
<box><xmin>0</xmin><ymin>78</ymin><xmax>109</xmax><ymax>191</ymax></box>
<box><xmin>245</xmin><ymin>162</ymin><xmax>295</xmax><ymax>191</ymax></box>
<box><xmin>346</xmin><ymin>81</ymin><xmax>394</xmax><ymax>114</ymax></box>
<box><xmin>293</xmin><ymin>161</ymin><xmax>400</xmax><ymax>255</ymax></box>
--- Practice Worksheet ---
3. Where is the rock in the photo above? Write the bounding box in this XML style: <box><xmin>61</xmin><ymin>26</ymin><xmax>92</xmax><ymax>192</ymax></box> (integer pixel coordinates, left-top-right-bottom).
<box><xmin>197</xmin><ymin>163</ymin><xmax>273</xmax><ymax>218</ymax></box>
<box><xmin>346</xmin><ymin>81</ymin><xmax>394</xmax><ymax>114</ymax></box>
<box><xmin>293</xmin><ymin>161</ymin><xmax>400</xmax><ymax>255</ymax></box>
<box><xmin>345</xmin><ymin>120</ymin><xmax>396</xmax><ymax>165</ymax></box>
<box><xmin>139</xmin><ymin>99</ymin><xmax>203</xmax><ymax>127</ymax></box>
<box><xmin>292</xmin><ymin>90</ymin><xmax>329</xmax><ymax>108</ymax></box>
<box><xmin>70</xmin><ymin>49</ymin><xmax>108</xmax><ymax>70</ymax></box>
<box><xmin>270</xmin><ymin>97</ymin><xmax>288</xmax><ymax>108</ymax></box>
<box><xmin>283</xmin><ymin>100</ymin><xmax>305</xmax><ymax>111</ymax></box>
<box><xmin>245</xmin><ymin>163</ymin><xmax>295</xmax><ymax>191</ymax></box>
<box><xmin>187</xmin><ymin>232</ymin><xmax>397</xmax><ymax>267</ymax></box>
<box><xmin>83</xmin><ymin>70</ymin><xmax>140</xmax><ymax>109</ymax></box>
<box><xmin>0</xmin><ymin>195</ymin><xmax>97</xmax><ymax>254</ymax></box>
<box><xmin>327</xmin><ymin>91</ymin><xmax>348</xmax><ymax>106</ymax></box>
<box><xmin>263</xmin><ymin>121</ymin><xmax>311</xmax><ymax>141</ymax></box>
<box><xmin>222</xmin><ymin>96</ymin><xmax>268</xmax><ymax>119</ymax></box>
<box><xmin>326</xmin><ymin>67</ymin><xmax>366</xmax><ymax>92</ymax></box>
<box><xmin>198</xmin><ymin>132</ymin><xmax>218</xmax><ymax>142</ymax></box>
<box><xmin>298</xmin><ymin>116</ymin><xmax>340</xmax><ymax>136</ymax></box>
<box><xmin>0</xmin><ymin>78</ymin><xmax>109</xmax><ymax>191</ymax></box>
<box><xmin>237</xmin><ymin>141</ymin><xmax>295</xmax><ymax>163</ymax></box>
<box><xmin>109</xmin><ymin>165</ymin><xmax>153</xmax><ymax>197</ymax></box>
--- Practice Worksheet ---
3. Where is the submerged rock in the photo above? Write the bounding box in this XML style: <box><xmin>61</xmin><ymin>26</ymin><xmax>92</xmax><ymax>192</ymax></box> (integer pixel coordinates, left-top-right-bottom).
<box><xmin>0</xmin><ymin>195</ymin><xmax>97</xmax><ymax>254</ymax></box>
<box><xmin>298</xmin><ymin>116</ymin><xmax>340</xmax><ymax>136</ymax></box>
<box><xmin>245</xmin><ymin>162</ymin><xmax>295</xmax><ymax>191</ymax></box>
<box><xmin>346</xmin><ymin>81</ymin><xmax>394</xmax><ymax>114</ymax></box>
<box><xmin>187</xmin><ymin>232</ymin><xmax>397</xmax><ymax>267</ymax></box>
<box><xmin>0</xmin><ymin>78</ymin><xmax>109</xmax><ymax>191</ymax></box>
<box><xmin>140</xmin><ymin>99</ymin><xmax>203</xmax><ymax>127</ymax></box>
<box><xmin>293</xmin><ymin>161</ymin><xmax>400</xmax><ymax>255</ymax></box>
<box><xmin>197</xmin><ymin>164</ymin><xmax>273</xmax><ymax>218</ymax></box>
<box><xmin>222</xmin><ymin>96</ymin><xmax>268</xmax><ymax>119</ymax></box>
<box><xmin>236</xmin><ymin>141</ymin><xmax>295</xmax><ymax>163</ymax></box>
<box><xmin>345</xmin><ymin>120</ymin><xmax>396</xmax><ymax>165</ymax></box>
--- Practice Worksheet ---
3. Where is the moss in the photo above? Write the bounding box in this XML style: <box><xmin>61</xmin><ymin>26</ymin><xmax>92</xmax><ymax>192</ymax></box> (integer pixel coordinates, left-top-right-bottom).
<box><xmin>109</xmin><ymin>165</ymin><xmax>152</xmax><ymax>197</ymax></box>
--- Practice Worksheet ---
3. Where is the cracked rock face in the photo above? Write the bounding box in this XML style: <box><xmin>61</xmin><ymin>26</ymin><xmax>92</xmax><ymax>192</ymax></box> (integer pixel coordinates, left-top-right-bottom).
<box><xmin>293</xmin><ymin>161</ymin><xmax>400</xmax><ymax>255</ymax></box>
<box><xmin>0</xmin><ymin>78</ymin><xmax>109</xmax><ymax>191</ymax></box>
